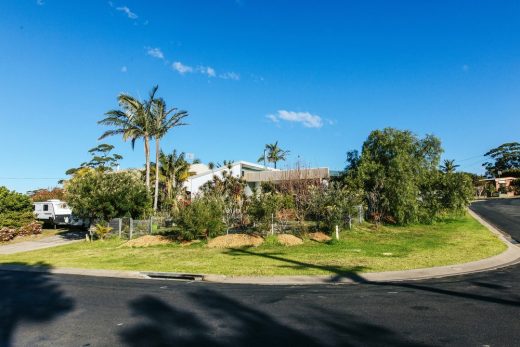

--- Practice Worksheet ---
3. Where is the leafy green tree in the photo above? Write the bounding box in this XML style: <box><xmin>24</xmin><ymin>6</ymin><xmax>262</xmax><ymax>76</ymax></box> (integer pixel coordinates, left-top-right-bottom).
<box><xmin>28</xmin><ymin>187</ymin><xmax>65</xmax><ymax>202</ymax></box>
<box><xmin>65</xmin><ymin>170</ymin><xmax>151</xmax><ymax>222</ymax></box>
<box><xmin>440</xmin><ymin>159</ymin><xmax>459</xmax><ymax>174</ymax></box>
<box><xmin>483</xmin><ymin>142</ymin><xmax>520</xmax><ymax>177</ymax></box>
<box><xmin>65</xmin><ymin>144</ymin><xmax>123</xmax><ymax>175</ymax></box>
<box><xmin>354</xmin><ymin>128</ymin><xmax>443</xmax><ymax>225</ymax></box>
<box><xmin>257</xmin><ymin>141</ymin><xmax>290</xmax><ymax>169</ymax></box>
<box><xmin>150</xmin><ymin>97</ymin><xmax>189</xmax><ymax>211</ymax></box>
<box><xmin>0</xmin><ymin>186</ymin><xmax>34</xmax><ymax>228</ymax></box>
<box><xmin>99</xmin><ymin>86</ymin><xmax>159</xmax><ymax>191</ymax></box>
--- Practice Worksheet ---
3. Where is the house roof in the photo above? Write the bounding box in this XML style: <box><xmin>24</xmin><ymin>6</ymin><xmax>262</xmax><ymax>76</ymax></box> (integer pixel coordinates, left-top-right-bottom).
<box><xmin>186</xmin><ymin>161</ymin><xmax>274</xmax><ymax>180</ymax></box>
<box><xmin>243</xmin><ymin>167</ymin><xmax>330</xmax><ymax>182</ymax></box>
<box><xmin>479</xmin><ymin>177</ymin><xmax>517</xmax><ymax>181</ymax></box>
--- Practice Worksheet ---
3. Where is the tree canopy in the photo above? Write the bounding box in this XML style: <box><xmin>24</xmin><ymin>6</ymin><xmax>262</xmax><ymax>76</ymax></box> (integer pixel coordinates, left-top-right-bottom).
<box><xmin>65</xmin><ymin>170</ymin><xmax>151</xmax><ymax>221</ymax></box>
<box><xmin>343</xmin><ymin>128</ymin><xmax>472</xmax><ymax>225</ymax></box>
<box><xmin>483</xmin><ymin>142</ymin><xmax>520</xmax><ymax>177</ymax></box>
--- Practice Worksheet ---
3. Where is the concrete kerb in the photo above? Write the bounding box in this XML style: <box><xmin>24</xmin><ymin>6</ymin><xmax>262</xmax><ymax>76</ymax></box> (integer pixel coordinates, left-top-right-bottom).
<box><xmin>1</xmin><ymin>210</ymin><xmax>519</xmax><ymax>285</ymax></box>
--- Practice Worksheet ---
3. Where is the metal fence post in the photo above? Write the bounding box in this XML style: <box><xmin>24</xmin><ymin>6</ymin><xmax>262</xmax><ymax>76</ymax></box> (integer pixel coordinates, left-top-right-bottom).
<box><xmin>129</xmin><ymin>218</ymin><xmax>133</xmax><ymax>240</ymax></box>
<box><xmin>118</xmin><ymin>218</ymin><xmax>122</xmax><ymax>239</ymax></box>
<box><xmin>149</xmin><ymin>216</ymin><xmax>153</xmax><ymax>234</ymax></box>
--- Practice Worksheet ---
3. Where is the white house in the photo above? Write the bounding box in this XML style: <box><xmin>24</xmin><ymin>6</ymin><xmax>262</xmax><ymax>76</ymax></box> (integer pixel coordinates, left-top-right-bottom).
<box><xmin>183</xmin><ymin>161</ymin><xmax>331</xmax><ymax>196</ymax></box>
<box><xmin>184</xmin><ymin>161</ymin><xmax>273</xmax><ymax>196</ymax></box>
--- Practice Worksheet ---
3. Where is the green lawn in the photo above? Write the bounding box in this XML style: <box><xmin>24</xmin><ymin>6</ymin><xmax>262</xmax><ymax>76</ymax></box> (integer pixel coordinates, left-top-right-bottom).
<box><xmin>0</xmin><ymin>214</ymin><xmax>506</xmax><ymax>276</ymax></box>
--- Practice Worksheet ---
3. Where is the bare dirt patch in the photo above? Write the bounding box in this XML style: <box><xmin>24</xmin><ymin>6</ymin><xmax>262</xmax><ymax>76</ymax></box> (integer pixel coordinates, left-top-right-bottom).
<box><xmin>207</xmin><ymin>234</ymin><xmax>264</xmax><ymax>248</ymax></box>
<box><xmin>122</xmin><ymin>235</ymin><xmax>173</xmax><ymax>247</ymax></box>
<box><xmin>276</xmin><ymin>234</ymin><xmax>303</xmax><ymax>246</ymax></box>
<box><xmin>308</xmin><ymin>232</ymin><xmax>332</xmax><ymax>242</ymax></box>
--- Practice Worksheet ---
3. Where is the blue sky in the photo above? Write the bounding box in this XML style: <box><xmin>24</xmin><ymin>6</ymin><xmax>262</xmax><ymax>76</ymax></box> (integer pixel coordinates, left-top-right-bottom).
<box><xmin>1</xmin><ymin>0</ymin><xmax>519</xmax><ymax>192</ymax></box>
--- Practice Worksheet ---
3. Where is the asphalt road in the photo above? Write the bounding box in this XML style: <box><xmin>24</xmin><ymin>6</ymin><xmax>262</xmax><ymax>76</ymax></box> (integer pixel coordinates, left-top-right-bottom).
<box><xmin>1</xmin><ymin>200</ymin><xmax>519</xmax><ymax>347</ymax></box>
<box><xmin>470</xmin><ymin>198</ymin><xmax>520</xmax><ymax>242</ymax></box>
<box><xmin>0</xmin><ymin>263</ymin><xmax>518</xmax><ymax>347</ymax></box>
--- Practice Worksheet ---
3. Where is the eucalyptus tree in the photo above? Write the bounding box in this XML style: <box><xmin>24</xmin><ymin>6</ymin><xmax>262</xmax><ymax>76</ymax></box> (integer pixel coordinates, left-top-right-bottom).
<box><xmin>257</xmin><ymin>141</ymin><xmax>290</xmax><ymax>169</ymax></box>
<box><xmin>98</xmin><ymin>86</ymin><xmax>158</xmax><ymax>191</ymax></box>
<box><xmin>483</xmin><ymin>142</ymin><xmax>520</xmax><ymax>176</ymax></box>
<box><xmin>150</xmin><ymin>98</ymin><xmax>189</xmax><ymax>211</ymax></box>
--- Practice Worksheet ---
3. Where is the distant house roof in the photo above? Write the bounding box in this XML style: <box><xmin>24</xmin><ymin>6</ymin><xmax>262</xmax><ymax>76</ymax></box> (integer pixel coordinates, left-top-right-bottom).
<box><xmin>243</xmin><ymin>167</ymin><xmax>329</xmax><ymax>183</ymax></box>
<box><xmin>479</xmin><ymin>177</ymin><xmax>517</xmax><ymax>182</ymax></box>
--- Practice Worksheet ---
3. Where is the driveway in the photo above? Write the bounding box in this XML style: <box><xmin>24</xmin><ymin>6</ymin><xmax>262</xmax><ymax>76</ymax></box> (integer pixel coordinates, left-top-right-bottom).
<box><xmin>470</xmin><ymin>198</ymin><xmax>520</xmax><ymax>242</ymax></box>
<box><xmin>0</xmin><ymin>230</ymin><xmax>86</xmax><ymax>255</ymax></box>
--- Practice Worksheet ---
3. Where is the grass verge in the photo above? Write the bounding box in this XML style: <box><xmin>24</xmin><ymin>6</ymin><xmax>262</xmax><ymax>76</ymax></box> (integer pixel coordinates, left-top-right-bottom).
<box><xmin>0</xmin><ymin>214</ymin><xmax>506</xmax><ymax>276</ymax></box>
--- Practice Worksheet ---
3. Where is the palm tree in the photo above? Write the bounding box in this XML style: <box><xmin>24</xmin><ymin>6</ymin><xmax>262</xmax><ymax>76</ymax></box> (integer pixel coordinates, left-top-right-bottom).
<box><xmin>156</xmin><ymin>150</ymin><xmax>190</xmax><ymax>208</ymax></box>
<box><xmin>257</xmin><ymin>141</ymin><xmax>290</xmax><ymax>169</ymax></box>
<box><xmin>150</xmin><ymin>98</ymin><xmax>189</xmax><ymax>211</ymax></box>
<box><xmin>440</xmin><ymin>159</ymin><xmax>459</xmax><ymax>173</ymax></box>
<box><xmin>98</xmin><ymin>86</ymin><xmax>158</xmax><ymax>191</ymax></box>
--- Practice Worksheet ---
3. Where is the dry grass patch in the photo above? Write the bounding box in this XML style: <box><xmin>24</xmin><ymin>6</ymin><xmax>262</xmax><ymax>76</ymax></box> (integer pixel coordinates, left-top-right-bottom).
<box><xmin>208</xmin><ymin>234</ymin><xmax>263</xmax><ymax>248</ymax></box>
<box><xmin>277</xmin><ymin>234</ymin><xmax>303</xmax><ymax>246</ymax></box>
<box><xmin>122</xmin><ymin>235</ymin><xmax>173</xmax><ymax>248</ymax></box>
<box><xmin>308</xmin><ymin>232</ymin><xmax>332</xmax><ymax>242</ymax></box>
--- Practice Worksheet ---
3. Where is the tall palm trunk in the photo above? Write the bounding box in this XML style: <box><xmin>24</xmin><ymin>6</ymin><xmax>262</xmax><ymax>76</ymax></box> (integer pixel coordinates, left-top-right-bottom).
<box><xmin>144</xmin><ymin>135</ymin><xmax>151</xmax><ymax>191</ymax></box>
<box><xmin>153</xmin><ymin>137</ymin><xmax>160</xmax><ymax>211</ymax></box>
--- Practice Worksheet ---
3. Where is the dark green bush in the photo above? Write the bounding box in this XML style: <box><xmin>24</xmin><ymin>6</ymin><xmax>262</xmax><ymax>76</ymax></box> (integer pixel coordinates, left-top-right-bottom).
<box><xmin>175</xmin><ymin>196</ymin><xmax>225</xmax><ymax>240</ymax></box>
<box><xmin>0</xmin><ymin>186</ymin><xmax>34</xmax><ymax>228</ymax></box>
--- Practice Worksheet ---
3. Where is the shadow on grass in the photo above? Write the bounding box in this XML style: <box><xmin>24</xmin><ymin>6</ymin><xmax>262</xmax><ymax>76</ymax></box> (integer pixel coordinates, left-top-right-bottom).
<box><xmin>0</xmin><ymin>262</ymin><xmax>75</xmax><ymax>346</ymax></box>
<box><xmin>120</xmin><ymin>288</ymin><xmax>428</xmax><ymax>347</ymax></box>
<box><xmin>225</xmin><ymin>248</ymin><xmax>368</xmax><ymax>283</ymax></box>
<box><xmin>56</xmin><ymin>229</ymin><xmax>87</xmax><ymax>241</ymax></box>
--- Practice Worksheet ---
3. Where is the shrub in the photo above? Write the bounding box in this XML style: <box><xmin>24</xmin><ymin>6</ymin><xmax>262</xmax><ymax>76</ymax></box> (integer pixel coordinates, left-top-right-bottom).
<box><xmin>175</xmin><ymin>196</ymin><xmax>225</xmax><ymax>240</ymax></box>
<box><xmin>309</xmin><ymin>183</ymin><xmax>361</xmax><ymax>231</ymax></box>
<box><xmin>93</xmin><ymin>223</ymin><xmax>112</xmax><ymax>240</ymax></box>
<box><xmin>0</xmin><ymin>211</ymin><xmax>35</xmax><ymax>229</ymax></box>
<box><xmin>0</xmin><ymin>186</ymin><xmax>34</xmax><ymax>228</ymax></box>
<box><xmin>248</xmin><ymin>193</ymin><xmax>294</xmax><ymax>231</ymax></box>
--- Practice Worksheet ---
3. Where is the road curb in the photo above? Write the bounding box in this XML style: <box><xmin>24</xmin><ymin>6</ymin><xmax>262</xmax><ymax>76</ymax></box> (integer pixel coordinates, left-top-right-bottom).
<box><xmin>1</xmin><ymin>211</ymin><xmax>518</xmax><ymax>285</ymax></box>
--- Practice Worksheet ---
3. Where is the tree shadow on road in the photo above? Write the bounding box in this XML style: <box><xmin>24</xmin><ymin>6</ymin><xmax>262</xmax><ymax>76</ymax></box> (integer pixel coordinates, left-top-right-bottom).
<box><xmin>120</xmin><ymin>288</ymin><xmax>427</xmax><ymax>347</ymax></box>
<box><xmin>225</xmin><ymin>248</ymin><xmax>520</xmax><ymax>307</ymax></box>
<box><xmin>0</xmin><ymin>262</ymin><xmax>75</xmax><ymax>347</ymax></box>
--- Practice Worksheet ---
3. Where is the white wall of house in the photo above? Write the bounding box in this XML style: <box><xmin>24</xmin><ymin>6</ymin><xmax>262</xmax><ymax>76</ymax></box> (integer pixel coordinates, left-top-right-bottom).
<box><xmin>184</xmin><ymin>161</ymin><xmax>269</xmax><ymax>196</ymax></box>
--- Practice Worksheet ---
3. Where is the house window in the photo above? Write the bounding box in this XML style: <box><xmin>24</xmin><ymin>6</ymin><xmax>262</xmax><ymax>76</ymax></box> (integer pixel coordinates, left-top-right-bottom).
<box><xmin>43</xmin><ymin>205</ymin><xmax>48</xmax><ymax>211</ymax></box>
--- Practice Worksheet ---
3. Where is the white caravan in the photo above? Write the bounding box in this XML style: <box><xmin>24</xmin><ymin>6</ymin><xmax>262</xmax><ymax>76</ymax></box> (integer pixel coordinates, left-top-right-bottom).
<box><xmin>33</xmin><ymin>199</ymin><xmax>72</xmax><ymax>227</ymax></box>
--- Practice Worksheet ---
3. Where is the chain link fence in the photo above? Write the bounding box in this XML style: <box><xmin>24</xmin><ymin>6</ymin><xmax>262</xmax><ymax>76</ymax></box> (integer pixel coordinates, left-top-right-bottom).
<box><xmin>104</xmin><ymin>216</ymin><xmax>174</xmax><ymax>240</ymax></box>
